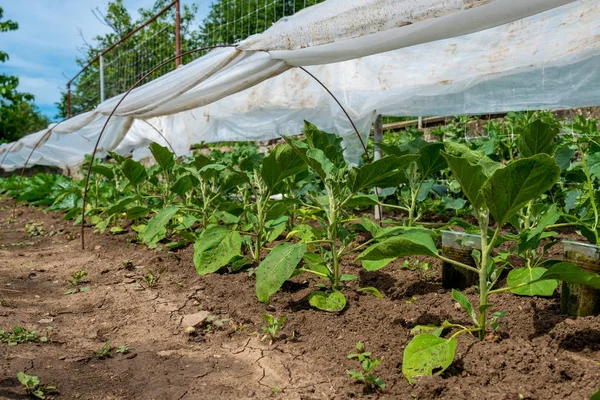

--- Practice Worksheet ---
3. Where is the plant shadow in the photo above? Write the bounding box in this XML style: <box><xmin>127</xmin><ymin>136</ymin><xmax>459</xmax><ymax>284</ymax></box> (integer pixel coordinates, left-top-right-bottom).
<box><xmin>529</xmin><ymin>300</ymin><xmax>567</xmax><ymax>339</ymax></box>
<box><xmin>559</xmin><ymin>328</ymin><xmax>600</xmax><ymax>352</ymax></box>
<box><xmin>0</xmin><ymin>378</ymin><xmax>28</xmax><ymax>399</ymax></box>
<box><xmin>397</xmin><ymin>279</ymin><xmax>443</xmax><ymax>298</ymax></box>
<box><xmin>358</xmin><ymin>270</ymin><xmax>397</xmax><ymax>294</ymax></box>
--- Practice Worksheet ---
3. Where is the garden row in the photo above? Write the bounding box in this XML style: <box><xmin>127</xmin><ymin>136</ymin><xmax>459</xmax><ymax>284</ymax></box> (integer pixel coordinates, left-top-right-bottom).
<box><xmin>2</xmin><ymin>112</ymin><xmax>600</xmax><ymax>391</ymax></box>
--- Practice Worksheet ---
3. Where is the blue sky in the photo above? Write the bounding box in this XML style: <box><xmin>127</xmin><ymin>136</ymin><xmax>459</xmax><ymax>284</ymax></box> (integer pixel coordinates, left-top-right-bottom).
<box><xmin>0</xmin><ymin>0</ymin><xmax>210</xmax><ymax>120</ymax></box>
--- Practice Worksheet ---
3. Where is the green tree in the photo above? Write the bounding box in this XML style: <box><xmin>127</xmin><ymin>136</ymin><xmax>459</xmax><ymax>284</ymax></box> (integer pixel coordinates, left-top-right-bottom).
<box><xmin>56</xmin><ymin>0</ymin><xmax>201</xmax><ymax>118</ymax></box>
<box><xmin>198</xmin><ymin>0</ymin><xmax>323</xmax><ymax>46</ymax></box>
<box><xmin>0</xmin><ymin>7</ymin><xmax>49</xmax><ymax>144</ymax></box>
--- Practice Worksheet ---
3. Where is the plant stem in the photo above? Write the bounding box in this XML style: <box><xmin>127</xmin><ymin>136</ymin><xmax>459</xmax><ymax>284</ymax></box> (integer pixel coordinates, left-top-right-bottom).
<box><xmin>254</xmin><ymin>195</ymin><xmax>266</xmax><ymax>262</ymax></box>
<box><xmin>581</xmin><ymin>146</ymin><xmax>600</xmax><ymax>243</ymax></box>
<box><xmin>476</xmin><ymin>210</ymin><xmax>490</xmax><ymax>341</ymax></box>
<box><xmin>437</xmin><ymin>255</ymin><xmax>480</xmax><ymax>274</ymax></box>
<box><xmin>546</xmin><ymin>222</ymin><xmax>580</xmax><ymax>229</ymax></box>
<box><xmin>327</xmin><ymin>185</ymin><xmax>340</xmax><ymax>288</ymax></box>
<box><xmin>449</xmin><ymin>327</ymin><xmax>481</xmax><ymax>341</ymax></box>
<box><xmin>297</xmin><ymin>268</ymin><xmax>329</xmax><ymax>279</ymax></box>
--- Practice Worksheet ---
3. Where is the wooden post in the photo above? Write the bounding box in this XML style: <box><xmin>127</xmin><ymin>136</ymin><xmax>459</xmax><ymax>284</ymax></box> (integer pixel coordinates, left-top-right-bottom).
<box><xmin>66</xmin><ymin>82</ymin><xmax>71</xmax><ymax>118</ymax></box>
<box><xmin>374</xmin><ymin>114</ymin><xmax>383</xmax><ymax>220</ymax></box>
<box><xmin>175</xmin><ymin>0</ymin><xmax>181</xmax><ymax>67</ymax></box>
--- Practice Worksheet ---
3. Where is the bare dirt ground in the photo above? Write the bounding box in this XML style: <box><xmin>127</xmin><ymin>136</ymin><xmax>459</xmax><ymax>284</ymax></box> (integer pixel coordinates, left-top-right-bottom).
<box><xmin>1</xmin><ymin>196</ymin><xmax>600</xmax><ymax>400</ymax></box>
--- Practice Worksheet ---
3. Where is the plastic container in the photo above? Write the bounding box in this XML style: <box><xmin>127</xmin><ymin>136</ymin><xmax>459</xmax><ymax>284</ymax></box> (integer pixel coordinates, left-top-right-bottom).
<box><xmin>561</xmin><ymin>241</ymin><xmax>600</xmax><ymax>317</ymax></box>
<box><xmin>441</xmin><ymin>230</ymin><xmax>481</xmax><ymax>290</ymax></box>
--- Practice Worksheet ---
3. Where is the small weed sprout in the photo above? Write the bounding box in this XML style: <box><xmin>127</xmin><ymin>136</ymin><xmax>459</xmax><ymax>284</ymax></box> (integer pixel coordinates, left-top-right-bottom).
<box><xmin>93</xmin><ymin>340</ymin><xmax>112</xmax><ymax>359</ymax></box>
<box><xmin>0</xmin><ymin>326</ymin><xmax>47</xmax><ymax>345</ymax></box>
<box><xmin>402</xmin><ymin>258</ymin><xmax>432</xmax><ymax>280</ymax></box>
<box><xmin>65</xmin><ymin>269</ymin><xmax>90</xmax><ymax>295</ymax></box>
<box><xmin>261</xmin><ymin>314</ymin><xmax>287</xmax><ymax>344</ymax></box>
<box><xmin>121</xmin><ymin>259</ymin><xmax>135</xmax><ymax>271</ymax></box>
<box><xmin>17</xmin><ymin>372</ymin><xmax>58</xmax><ymax>399</ymax></box>
<box><xmin>25</xmin><ymin>222</ymin><xmax>45</xmax><ymax>237</ymax></box>
<box><xmin>115</xmin><ymin>345</ymin><xmax>129</xmax><ymax>354</ymax></box>
<box><xmin>143</xmin><ymin>266</ymin><xmax>166</xmax><ymax>288</ymax></box>
<box><xmin>68</xmin><ymin>269</ymin><xmax>87</xmax><ymax>286</ymax></box>
<box><xmin>346</xmin><ymin>342</ymin><xmax>385</xmax><ymax>392</ymax></box>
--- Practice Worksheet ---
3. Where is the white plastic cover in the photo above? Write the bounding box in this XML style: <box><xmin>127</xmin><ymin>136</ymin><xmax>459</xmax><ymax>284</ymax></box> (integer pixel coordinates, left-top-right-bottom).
<box><xmin>1</xmin><ymin>0</ymin><xmax>598</xmax><ymax>171</ymax></box>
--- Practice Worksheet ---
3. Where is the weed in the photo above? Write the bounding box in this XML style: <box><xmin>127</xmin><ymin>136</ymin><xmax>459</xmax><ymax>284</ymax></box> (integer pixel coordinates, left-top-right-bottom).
<box><xmin>143</xmin><ymin>266</ymin><xmax>166</xmax><ymax>288</ymax></box>
<box><xmin>346</xmin><ymin>342</ymin><xmax>385</xmax><ymax>392</ymax></box>
<box><xmin>203</xmin><ymin>316</ymin><xmax>230</xmax><ymax>334</ymax></box>
<box><xmin>65</xmin><ymin>269</ymin><xmax>90</xmax><ymax>295</ymax></box>
<box><xmin>17</xmin><ymin>372</ymin><xmax>58</xmax><ymax>399</ymax></box>
<box><xmin>260</xmin><ymin>314</ymin><xmax>287</xmax><ymax>344</ymax></box>
<box><xmin>0</xmin><ymin>326</ymin><xmax>46</xmax><ymax>346</ymax></box>
<box><xmin>115</xmin><ymin>345</ymin><xmax>129</xmax><ymax>354</ymax></box>
<box><xmin>68</xmin><ymin>269</ymin><xmax>87</xmax><ymax>286</ymax></box>
<box><xmin>122</xmin><ymin>259</ymin><xmax>135</xmax><ymax>271</ymax></box>
<box><xmin>402</xmin><ymin>258</ymin><xmax>432</xmax><ymax>280</ymax></box>
<box><xmin>93</xmin><ymin>341</ymin><xmax>112</xmax><ymax>359</ymax></box>
<box><xmin>25</xmin><ymin>222</ymin><xmax>45</xmax><ymax>237</ymax></box>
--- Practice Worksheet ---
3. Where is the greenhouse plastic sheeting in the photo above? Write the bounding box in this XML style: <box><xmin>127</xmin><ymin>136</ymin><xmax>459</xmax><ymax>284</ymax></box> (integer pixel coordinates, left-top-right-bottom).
<box><xmin>1</xmin><ymin>0</ymin><xmax>598</xmax><ymax>171</ymax></box>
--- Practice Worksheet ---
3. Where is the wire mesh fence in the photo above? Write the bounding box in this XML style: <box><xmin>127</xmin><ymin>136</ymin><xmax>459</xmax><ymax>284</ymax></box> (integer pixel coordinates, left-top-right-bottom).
<box><xmin>67</xmin><ymin>0</ymin><xmax>324</xmax><ymax>117</ymax></box>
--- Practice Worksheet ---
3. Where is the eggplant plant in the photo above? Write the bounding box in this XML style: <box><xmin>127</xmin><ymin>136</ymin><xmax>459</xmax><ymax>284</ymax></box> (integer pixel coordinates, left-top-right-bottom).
<box><xmin>254</xmin><ymin>123</ymin><xmax>417</xmax><ymax>312</ymax></box>
<box><xmin>378</xmin><ymin>139</ymin><xmax>448</xmax><ymax>226</ymax></box>
<box><xmin>356</xmin><ymin>141</ymin><xmax>600</xmax><ymax>381</ymax></box>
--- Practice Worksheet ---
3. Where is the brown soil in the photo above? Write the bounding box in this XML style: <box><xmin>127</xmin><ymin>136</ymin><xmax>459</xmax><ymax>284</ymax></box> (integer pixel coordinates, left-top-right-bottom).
<box><xmin>1</xmin><ymin>197</ymin><xmax>599</xmax><ymax>400</ymax></box>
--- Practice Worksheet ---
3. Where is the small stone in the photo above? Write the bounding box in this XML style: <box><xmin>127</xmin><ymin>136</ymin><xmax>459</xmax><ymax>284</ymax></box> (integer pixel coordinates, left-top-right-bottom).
<box><xmin>564</xmin><ymin>318</ymin><xmax>576</xmax><ymax>325</ymax></box>
<box><xmin>266</xmin><ymin>305</ymin><xmax>276</xmax><ymax>312</ymax></box>
<box><xmin>94</xmin><ymin>245</ymin><xmax>102</xmax><ymax>251</ymax></box>
<box><xmin>182</xmin><ymin>311</ymin><xmax>211</xmax><ymax>328</ymax></box>
<box><xmin>58</xmin><ymin>355</ymin><xmax>66</xmax><ymax>360</ymax></box>
<box><xmin>454</xmin><ymin>302</ymin><xmax>462</xmax><ymax>310</ymax></box>
<box><xmin>38</xmin><ymin>317</ymin><xmax>54</xmax><ymax>324</ymax></box>
<box><xmin>123</xmin><ymin>279</ymin><xmax>135</xmax><ymax>284</ymax></box>
<box><xmin>124</xmin><ymin>273</ymin><xmax>135</xmax><ymax>278</ymax></box>
<box><xmin>184</xmin><ymin>326</ymin><xmax>196</xmax><ymax>335</ymax></box>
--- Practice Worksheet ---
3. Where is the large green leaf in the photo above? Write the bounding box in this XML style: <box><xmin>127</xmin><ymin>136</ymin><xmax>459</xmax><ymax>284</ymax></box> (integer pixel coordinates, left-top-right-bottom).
<box><xmin>524</xmin><ymin>204</ymin><xmax>560</xmax><ymax>242</ymax></box>
<box><xmin>481</xmin><ymin>154</ymin><xmax>560</xmax><ymax>227</ymax></box>
<box><xmin>171</xmin><ymin>174</ymin><xmax>194</xmax><ymax>197</ymax></box>
<box><xmin>348</xmin><ymin>154</ymin><xmax>419</xmax><ymax>193</ymax></box>
<box><xmin>284</xmin><ymin>137</ymin><xmax>336</xmax><ymax>182</ymax></box>
<box><xmin>304</xmin><ymin>121</ymin><xmax>344</xmax><ymax>162</ymax></box>
<box><xmin>260</xmin><ymin>144</ymin><xmax>306</xmax><ymax>191</ymax></box>
<box><xmin>305</xmin><ymin>148</ymin><xmax>336</xmax><ymax>181</ymax></box>
<box><xmin>444</xmin><ymin>142</ymin><xmax>499</xmax><ymax>177</ymax></box>
<box><xmin>507</xmin><ymin>267</ymin><xmax>558</xmax><ymax>296</ymax></box>
<box><xmin>358</xmin><ymin>232</ymin><xmax>438</xmax><ymax>262</ymax></box>
<box><xmin>91</xmin><ymin>165</ymin><xmax>115</xmax><ymax>180</ymax></box>
<box><xmin>517</xmin><ymin>120</ymin><xmax>557</xmax><ymax>157</ymax></box>
<box><xmin>255</xmin><ymin>243</ymin><xmax>306</xmax><ymax>303</ymax></box>
<box><xmin>554</xmin><ymin>145</ymin><xmax>575</xmax><ymax>171</ymax></box>
<box><xmin>149</xmin><ymin>142</ymin><xmax>175</xmax><ymax>171</ymax></box>
<box><xmin>402</xmin><ymin>334</ymin><xmax>457</xmax><ymax>383</ymax></box>
<box><xmin>451</xmin><ymin>289</ymin><xmax>477</xmax><ymax>324</ymax></box>
<box><xmin>417</xmin><ymin>143</ymin><xmax>447</xmax><ymax>177</ymax></box>
<box><xmin>101</xmin><ymin>195</ymin><xmax>138</xmax><ymax>216</ymax></box>
<box><xmin>139</xmin><ymin>206</ymin><xmax>178</xmax><ymax>246</ymax></box>
<box><xmin>441</xmin><ymin>152</ymin><xmax>488</xmax><ymax>209</ymax></box>
<box><xmin>539</xmin><ymin>262</ymin><xmax>600</xmax><ymax>289</ymax></box>
<box><xmin>377</xmin><ymin>143</ymin><xmax>408</xmax><ymax>157</ymax></box>
<box><xmin>122</xmin><ymin>159</ymin><xmax>148</xmax><ymax>186</ymax></box>
<box><xmin>193</xmin><ymin>227</ymin><xmax>242</xmax><ymax>276</ymax></box>
<box><xmin>308</xmin><ymin>291</ymin><xmax>346</xmax><ymax>312</ymax></box>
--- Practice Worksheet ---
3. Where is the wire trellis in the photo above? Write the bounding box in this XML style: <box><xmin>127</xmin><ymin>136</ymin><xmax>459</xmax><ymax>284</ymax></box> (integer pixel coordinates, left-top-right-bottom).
<box><xmin>69</xmin><ymin>0</ymin><xmax>323</xmax><ymax>114</ymax></box>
